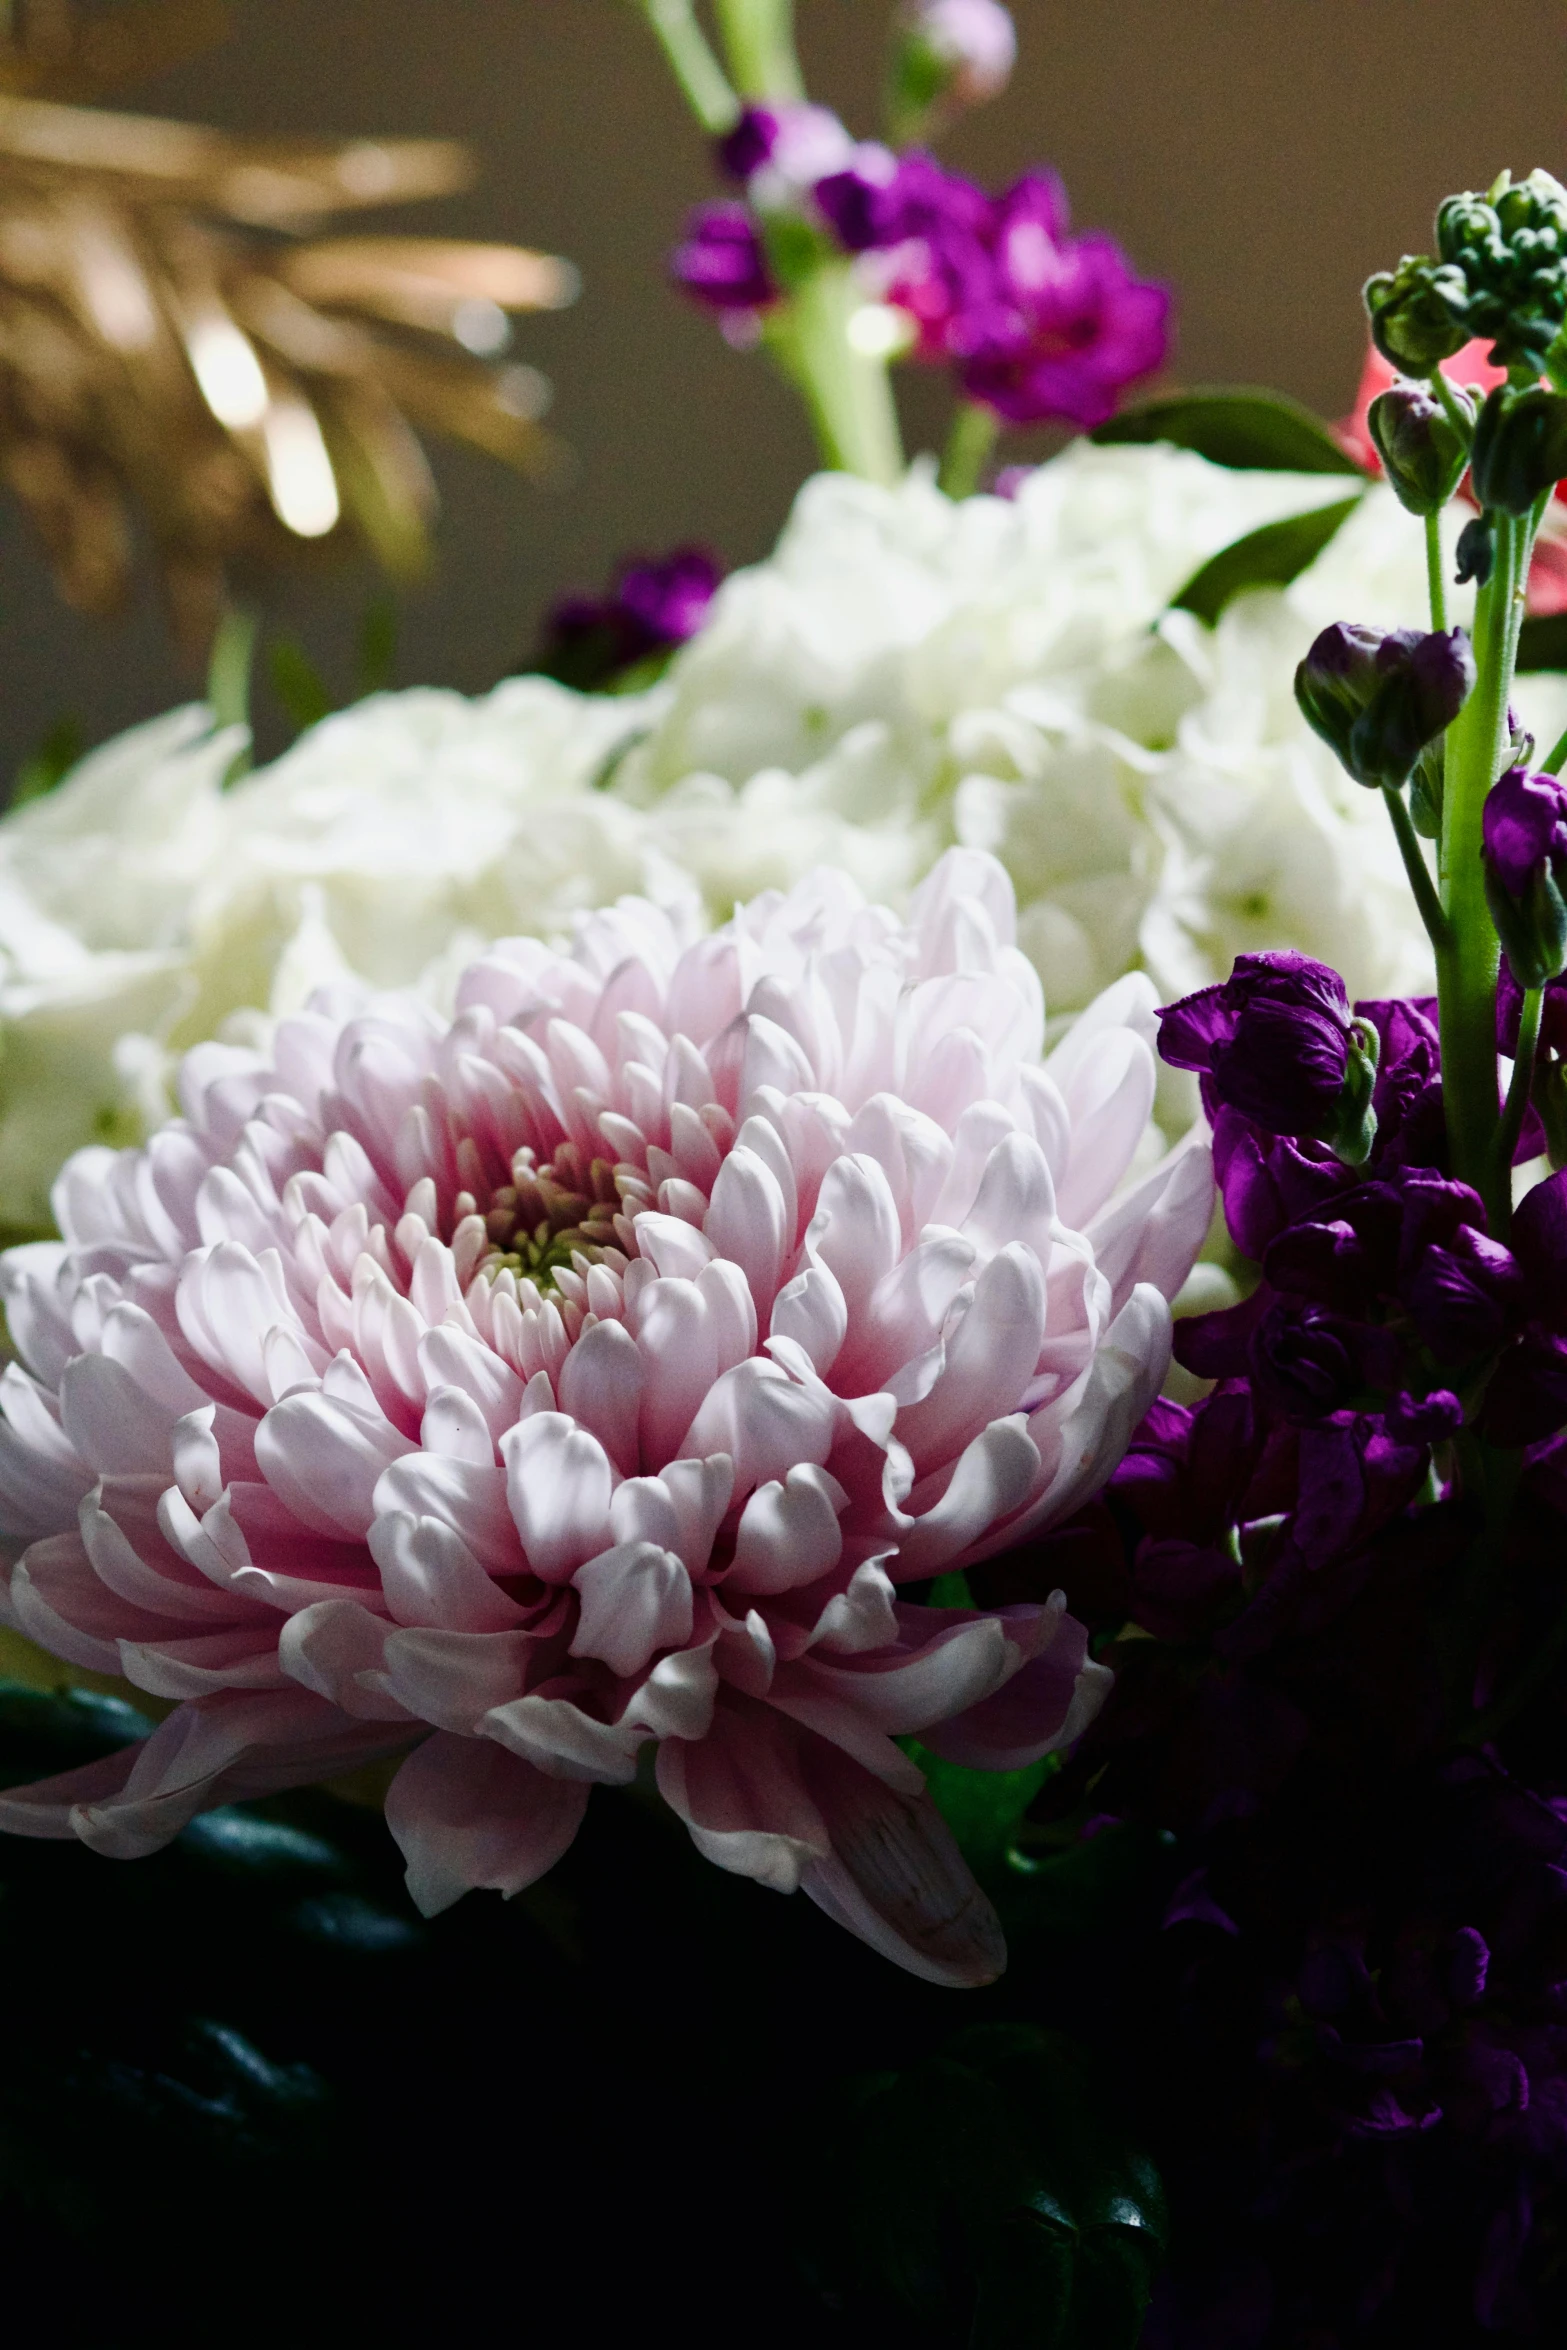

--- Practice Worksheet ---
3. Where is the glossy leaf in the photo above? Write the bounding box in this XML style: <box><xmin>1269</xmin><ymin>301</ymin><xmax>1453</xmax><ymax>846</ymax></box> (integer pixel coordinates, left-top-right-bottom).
<box><xmin>797</xmin><ymin>2022</ymin><xmax>1168</xmax><ymax>2350</ymax></box>
<box><xmin>908</xmin><ymin>1737</ymin><xmax>1049</xmax><ymax>1883</ymax></box>
<box><xmin>1170</xmin><ymin>494</ymin><xmax>1364</xmax><ymax>625</ymax></box>
<box><xmin>1093</xmin><ymin>387</ymin><xmax>1363</xmax><ymax>475</ymax></box>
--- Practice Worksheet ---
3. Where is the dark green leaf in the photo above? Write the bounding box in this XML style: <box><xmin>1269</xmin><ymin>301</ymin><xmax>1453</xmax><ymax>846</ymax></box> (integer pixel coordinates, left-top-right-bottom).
<box><xmin>0</xmin><ymin>1679</ymin><xmax>150</xmax><ymax>1787</ymax></box>
<box><xmin>795</xmin><ymin>2023</ymin><xmax>1168</xmax><ymax>2349</ymax></box>
<box><xmin>268</xmin><ymin>634</ymin><xmax>337</xmax><ymax>732</ymax></box>
<box><xmin>11</xmin><ymin>714</ymin><xmax>84</xmax><ymax>807</ymax></box>
<box><xmin>1170</xmin><ymin>494</ymin><xmax>1364</xmax><ymax>625</ymax></box>
<box><xmin>1517</xmin><ymin>612</ymin><xmax>1567</xmax><ymax>671</ymax></box>
<box><xmin>1093</xmin><ymin>387</ymin><xmax>1363</xmax><ymax>475</ymax></box>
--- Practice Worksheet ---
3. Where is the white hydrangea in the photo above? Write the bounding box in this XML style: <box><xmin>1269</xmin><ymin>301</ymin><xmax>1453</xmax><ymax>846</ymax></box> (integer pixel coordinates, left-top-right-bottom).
<box><xmin>620</xmin><ymin>446</ymin><xmax>1567</xmax><ymax>1020</ymax></box>
<box><xmin>2</xmin><ymin>438</ymin><xmax>1563</xmax><ymax>1235</ymax></box>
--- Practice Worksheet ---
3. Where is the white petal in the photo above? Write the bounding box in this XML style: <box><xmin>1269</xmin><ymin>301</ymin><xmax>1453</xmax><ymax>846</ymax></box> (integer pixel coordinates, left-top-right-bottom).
<box><xmin>570</xmin><ymin>1540</ymin><xmax>693</xmax><ymax>1678</ymax></box>
<box><xmin>369</xmin><ymin>1509</ymin><xmax>527</xmax><ymax>1631</ymax></box>
<box><xmin>728</xmin><ymin>1464</ymin><xmax>847</xmax><ymax>1596</ymax></box>
<box><xmin>500</xmin><ymin>1412</ymin><xmax>614</xmax><ymax>1582</ymax></box>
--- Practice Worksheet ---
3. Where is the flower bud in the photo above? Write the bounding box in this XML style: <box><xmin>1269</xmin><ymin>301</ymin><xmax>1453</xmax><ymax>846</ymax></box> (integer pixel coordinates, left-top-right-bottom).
<box><xmin>1437</xmin><ymin>169</ymin><xmax>1567</xmax><ymax>371</ymax></box>
<box><xmin>1158</xmin><ymin>952</ymin><xmax>1380</xmax><ymax>1164</ymax></box>
<box><xmin>1366</xmin><ymin>379</ymin><xmax>1472</xmax><ymax>514</ymax></box>
<box><xmin>1293</xmin><ymin>623</ymin><xmax>1475</xmax><ymax>791</ymax></box>
<box><xmin>1455</xmin><ymin>512</ymin><xmax>1495</xmax><ymax>585</ymax></box>
<box><xmin>1469</xmin><ymin>383</ymin><xmax>1567</xmax><ymax>513</ymax></box>
<box><xmin>670</xmin><ymin>203</ymin><xmax>777</xmax><ymax>316</ymax></box>
<box><xmin>1364</xmin><ymin>255</ymin><xmax>1471</xmax><ymax>373</ymax></box>
<box><xmin>887</xmin><ymin>0</ymin><xmax>1016</xmax><ymax>143</ymax></box>
<box><xmin>1482</xmin><ymin>764</ymin><xmax>1567</xmax><ymax>988</ymax></box>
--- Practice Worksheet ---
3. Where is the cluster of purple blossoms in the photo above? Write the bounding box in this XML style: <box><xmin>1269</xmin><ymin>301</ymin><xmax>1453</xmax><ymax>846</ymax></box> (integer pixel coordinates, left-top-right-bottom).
<box><xmin>670</xmin><ymin>103</ymin><xmax>1169</xmax><ymax>431</ymax></box>
<box><xmin>975</xmin><ymin>949</ymin><xmax>1567</xmax><ymax>2338</ymax></box>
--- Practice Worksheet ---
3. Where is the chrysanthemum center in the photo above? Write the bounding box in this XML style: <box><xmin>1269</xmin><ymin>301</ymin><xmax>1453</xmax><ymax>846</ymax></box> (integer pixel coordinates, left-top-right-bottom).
<box><xmin>460</xmin><ymin>1141</ymin><xmax>625</xmax><ymax>1294</ymax></box>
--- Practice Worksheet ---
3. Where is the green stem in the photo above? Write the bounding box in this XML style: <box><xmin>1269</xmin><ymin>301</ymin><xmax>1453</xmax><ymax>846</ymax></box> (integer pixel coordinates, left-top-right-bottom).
<box><xmin>713</xmin><ymin>0</ymin><xmax>803</xmax><ymax>98</ymax></box>
<box><xmin>1496</xmin><ymin>982</ymin><xmax>1543</xmax><ymax>1182</ymax></box>
<box><xmin>1431</xmin><ymin>367</ymin><xmax>1474</xmax><ymax>443</ymax></box>
<box><xmin>938</xmin><ymin>401</ymin><xmax>999</xmax><ymax>501</ymax></box>
<box><xmin>1382</xmin><ymin>782</ymin><xmax>1450</xmax><ymax>951</ymax></box>
<box><xmin>1544</xmin><ymin>723</ymin><xmax>1567</xmax><ymax>777</ymax></box>
<box><xmin>1437</xmin><ymin>513</ymin><xmax>1524</xmax><ymax>1226</ymax></box>
<box><xmin>767</xmin><ymin>261</ymin><xmax>904</xmax><ymax>484</ymax></box>
<box><xmin>207</xmin><ymin>604</ymin><xmax>256</xmax><ymax>734</ymax></box>
<box><xmin>632</xmin><ymin>0</ymin><xmax>739</xmax><ymax>131</ymax></box>
<box><xmin>1424</xmin><ymin>510</ymin><xmax>1448</xmax><ymax>632</ymax></box>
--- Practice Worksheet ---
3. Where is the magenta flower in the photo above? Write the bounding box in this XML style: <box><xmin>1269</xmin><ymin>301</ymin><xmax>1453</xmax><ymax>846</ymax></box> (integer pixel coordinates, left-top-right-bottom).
<box><xmin>670</xmin><ymin>201</ymin><xmax>776</xmax><ymax>316</ymax></box>
<box><xmin>0</xmin><ymin>852</ymin><xmax>1209</xmax><ymax>1984</ymax></box>
<box><xmin>819</xmin><ymin>157</ymin><xmax>1168</xmax><ymax>429</ymax></box>
<box><xmin>536</xmin><ymin>546</ymin><xmax>721</xmax><ymax>690</ymax></box>
<box><xmin>956</xmin><ymin>175</ymin><xmax>1171</xmax><ymax>430</ymax></box>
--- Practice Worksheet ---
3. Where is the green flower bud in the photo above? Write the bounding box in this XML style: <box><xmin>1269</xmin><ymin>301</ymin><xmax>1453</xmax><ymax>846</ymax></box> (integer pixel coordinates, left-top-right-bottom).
<box><xmin>1469</xmin><ymin>383</ymin><xmax>1567</xmax><ymax>513</ymax></box>
<box><xmin>1364</xmin><ymin>256</ymin><xmax>1471</xmax><ymax>373</ymax></box>
<box><xmin>1366</xmin><ymin>379</ymin><xmax>1472</xmax><ymax>513</ymax></box>
<box><xmin>1324</xmin><ymin>1017</ymin><xmax>1381</xmax><ymax>1170</ymax></box>
<box><xmin>1436</xmin><ymin>169</ymin><xmax>1567</xmax><ymax>372</ymax></box>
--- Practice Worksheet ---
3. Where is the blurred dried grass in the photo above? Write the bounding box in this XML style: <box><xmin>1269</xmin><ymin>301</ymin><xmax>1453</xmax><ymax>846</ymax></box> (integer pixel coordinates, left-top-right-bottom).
<box><xmin>0</xmin><ymin>0</ymin><xmax>576</xmax><ymax>653</ymax></box>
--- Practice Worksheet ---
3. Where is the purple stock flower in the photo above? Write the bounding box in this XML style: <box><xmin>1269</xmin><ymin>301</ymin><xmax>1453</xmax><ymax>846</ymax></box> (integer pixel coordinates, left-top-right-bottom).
<box><xmin>1159</xmin><ymin>953</ymin><xmax>1356</xmax><ymax>1139</ymax></box>
<box><xmin>957</xmin><ymin>176</ymin><xmax>1170</xmax><ymax>429</ymax></box>
<box><xmin>1483</xmin><ymin>765</ymin><xmax>1567</xmax><ymax>900</ymax></box>
<box><xmin>817</xmin><ymin>154</ymin><xmax>1167</xmax><ymax>429</ymax></box>
<box><xmin>670</xmin><ymin>202</ymin><xmax>776</xmax><ymax>315</ymax></box>
<box><xmin>533</xmin><ymin>546</ymin><xmax>722</xmax><ymax>691</ymax></box>
<box><xmin>1483</xmin><ymin>765</ymin><xmax>1567</xmax><ymax>990</ymax></box>
<box><xmin>1294</xmin><ymin>623</ymin><xmax>1474</xmax><ymax>791</ymax></box>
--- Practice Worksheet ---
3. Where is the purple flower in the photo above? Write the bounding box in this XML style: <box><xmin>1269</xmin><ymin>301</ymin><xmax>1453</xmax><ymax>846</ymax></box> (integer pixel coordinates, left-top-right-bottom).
<box><xmin>1483</xmin><ymin>766</ymin><xmax>1567</xmax><ymax>989</ymax></box>
<box><xmin>1294</xmin><ymin>622</ymin><xmax>1474</xmax><ymax>791</ymax></box>
<box><xmin>1483</xmin><ymin>765</ymin><xmax>1567</xmax><ymax>899</ymax></box>
<box><xmin>533</xmin><ymin>546</ymin><xmax>722</xmax><ymax>691</ymax></box>
<box><xmin>957</xmin><ymin>175</ymin><xmax>1170</xmax><ymax>429</ymax></box>
<box><xmin>1247</xmin><ymin>1300</ymin><xmax>1364</xmax><ymax>1425</ymax></box>
<box><xmin>615</xmin><ymin>547</ymin><xmax>720</xmax><ymax>646</ymax></box>
<box><xmin>1405</xmin><ymin>1223</ymin><xmax>1523</xmax><ymax>1361</ymax></box>
<box><xmin>1159</xmin><ymin>954</ymin><xmax>1356</xmax><ymax>1139</ymax></box>
<box><xmin>817</xmin><ymin>156</ymin><xmax>1168</xmax><ymax>430</ymax></box>
<box><xmin>670</xmin><ymin>202</ymin><xmax>776</xmax><ymax>315</ymax></box>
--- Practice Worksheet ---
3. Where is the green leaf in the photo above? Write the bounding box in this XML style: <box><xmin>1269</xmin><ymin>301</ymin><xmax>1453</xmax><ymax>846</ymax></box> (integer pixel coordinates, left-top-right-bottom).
<box><xmin>1170</xmin><ymin>493</ymin><xmax>1364</xmax><ymax>625</ymax></box>
<box><xmin>908</xmin><ymin>1738</ymin><xmax>1049</xmax><ymax>1883</ymax></box>
<box><xmin>268</xmin><ymin>635</ymin><xmax>337</xmax><ymax>733</ymax></box>
<box><xmin>1517</xmin><ymin>612</ymin><xmax>1567</xmax><ymax>671</ymax></box>
<box><xmin>11</xmin><ymin>714</ymin><xmax>84</xmax><ymax>806</ymax></box>
<box><xmin>796</xmin><ymin>2024</ymin><xmax>1168</xmax><ymax>2350</ymax></box>
<box><xmin>1093</xmin><ymin>386</ymin><xmax>1363</xmax><ymax>475</ymax></box>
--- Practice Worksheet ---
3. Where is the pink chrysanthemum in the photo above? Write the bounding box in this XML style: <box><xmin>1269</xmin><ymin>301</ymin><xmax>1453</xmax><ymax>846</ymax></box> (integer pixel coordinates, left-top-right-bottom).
<box><xmin>0</xmin><ymin>851</ymin><xmax>1210</xmax><ymax>1984</ymax></box>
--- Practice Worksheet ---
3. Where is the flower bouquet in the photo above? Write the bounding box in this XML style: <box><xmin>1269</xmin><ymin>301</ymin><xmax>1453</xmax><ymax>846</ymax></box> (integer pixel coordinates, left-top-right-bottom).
<box><xmin>3</xmin><ymin>5</ymin><xmax>1567</xmax><ymax>2344</ymax></box>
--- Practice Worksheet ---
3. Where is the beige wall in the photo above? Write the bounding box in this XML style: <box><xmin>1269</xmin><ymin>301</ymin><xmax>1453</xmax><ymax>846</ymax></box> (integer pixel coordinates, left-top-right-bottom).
<box><xmin>0</xmin><ymin>0</ymin><xmax>1562</xmax><ymax>772</ymax></box>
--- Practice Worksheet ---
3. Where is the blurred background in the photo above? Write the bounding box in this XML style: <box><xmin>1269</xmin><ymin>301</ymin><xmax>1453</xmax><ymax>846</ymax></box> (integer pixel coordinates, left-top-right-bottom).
<box><xmin>0</xmin><ymin>0</ymin><xmax>1562</xmax><ymax>778</ymax></box>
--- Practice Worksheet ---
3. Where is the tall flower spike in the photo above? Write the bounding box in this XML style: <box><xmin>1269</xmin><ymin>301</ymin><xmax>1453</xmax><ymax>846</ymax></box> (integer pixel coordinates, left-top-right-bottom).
<box><xmin>0</xmin><ymin>90</ymin><xmax>575</xmax><ymax>650</ymax></box>
<box><xmin>0</xmin><ymin>851</ymin><xmax>1210</xmax><ymax>1985</ymax></box>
